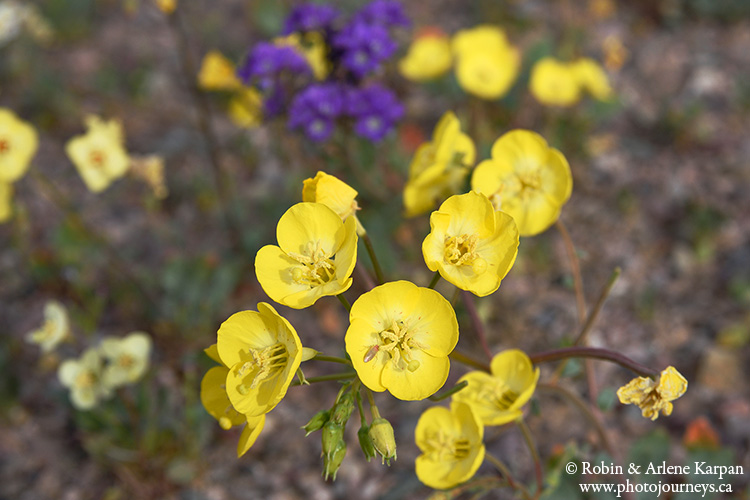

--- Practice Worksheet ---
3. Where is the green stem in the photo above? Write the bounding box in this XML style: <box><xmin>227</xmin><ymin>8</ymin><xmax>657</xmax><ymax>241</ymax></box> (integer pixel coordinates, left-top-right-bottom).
<box><xmin>365</xmin><ymin>387</ymin><xmax>381</xmax><ymax>420</ymax></box>
<box><xmin>313</xmin><ymin>354</ymin><xmax>352</xmax><ymax>365</ymax></box>
<box><xmin>291</xmin><ymin>372</ymin><xmax>356</xmax><ymax>386</ymax></box>
<box><xmin>517</xmin><ymin>420</ymin><xmax>543</xmax><ymax>498</ymax></box>
<box><xmin>449</xmin><ymin>350</ymin><xmax>490</xmax><ymax>372</ymax></box>
<box><xmin>485</xmin><ymin>452</ymin><xmax>533</xmax><ymax>500</ymax></box>
<box><xmin>337</xmin><ymin>294</ymin><xmax>351</xmax><ymax>312</ymax></box>
<box><xmin>362</xmin><ymin>233</ymin><xmax>385</xmax><ymax>284</ymax></box>
<box><xmin>355</xmin><ymin>386</ymin><xmax>367</xmax><ymax>426</ymax></box>
<box><xmin>427</xmin><ymin>271</ymin><xmax>441</xmax><ymax>289</ymax></box>
<box><xmin>428</xmin><ymin>380</ymin><xmax>468</xmax><ymax>402</ymax></box>
<box><xmin>574</xmin><ymin>267</ymin><xmax>620</xmax><ymax>346</ymax></box>
<box><xmin>529</xmin><ymin>347</ymin><xmax>658</xmax><ymax>378</ymax></box>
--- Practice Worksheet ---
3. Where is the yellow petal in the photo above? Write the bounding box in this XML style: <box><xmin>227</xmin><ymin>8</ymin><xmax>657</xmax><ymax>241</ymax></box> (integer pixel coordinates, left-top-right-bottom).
<box><xmin>201</xmin><ymin>366</ymin><xmax>246</xmax><ymax>428</ymax></box>
<box><xmin>0</xmin><ymin>182</ymin><xmax>12</xmax><ymax>223</ymax></box>
<box><xmin>529</xmin><ymin>57</ymin><xmax>581</xmax><ymax>107</ymax></box>
<box><xmin>0</xmin><ymin>108</ymin><xmax>38</xmax><ymax>182</ymax></box>
<box><xmin>216</xmin><ymin>310</ymin><xmax>275</xmax><ymax>368</ymax></box>
<box><xmin>276</xmin><ymin>202</ymin><xmax>344</xmax><ymax>257</ymax></box>
<box><xmin>399</xmin><ymin>33</ymin><xmax>453</xmax><ymax>82</ymax></box>
<box><xmin>237</xmin><ymin>414</ymin><xmax>266</xmax><ymax>457</ymax></box>
<box><xmin>657</xmin><ymin>366</ymin><xmax>688</xmax><ymax>401</ymax></box>
<box><xmin>346</xmin><ymin>317</ymin><xmax>388</xmax><ymax>393</ymax></box>
<box><xmin>198</xmin><ymin>51</ymin><xmax>241</xmax><ymax>91</ymax></box>
<box><xmin>381</xmin><ymin>349</ymin><xmax>450</xmax><ymax>401</ymax></box>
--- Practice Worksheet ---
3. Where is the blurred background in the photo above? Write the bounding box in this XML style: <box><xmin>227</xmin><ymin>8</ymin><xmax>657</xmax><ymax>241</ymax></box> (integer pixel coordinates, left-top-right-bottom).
<box><xmin>1</xmin><ymin>0</ymin><xmax>749</xmax><ymax>498</ymax></box>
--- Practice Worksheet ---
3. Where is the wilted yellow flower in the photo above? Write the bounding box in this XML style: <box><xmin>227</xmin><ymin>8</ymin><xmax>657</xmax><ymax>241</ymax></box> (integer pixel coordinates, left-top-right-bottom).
<box><xmin>228</xmin><ymin>87</ymin><xmax>263</xmax><ymax>129</ymax></box>
<box><xmin>472</xmin><ymin>130</ymin><xmax>572</xmax><ymax>236</ymax></box>
<box><xmin>452</xmin><ymin>349</ymin><xmax>539</xmax><ymax>426</ymax></box>
<box><xmin>255</xmin><ymin>203</ymin><xmax>358</xmax><ymax>309</ymax></box>
<box><xmin>529</xmin><ymin>57</ymin><xmax>581</xmax><ymax>107</ymax></box>
<box><xmin>345</xmin><ymin>281</ymin><xmax>459</xmax><ymax>401</ymax></box>
<box><xmin>99</xmin><ymin>331</ymin><xmax>152</xmax><ymax>388</ymax></box>
<box><xmin>404</xmin><ymin>111</ymin><xmax>475</xmax><ymax>217</ymax></box>
<box><xmin>617</xmin><ymin>366</ymin><xmax>688</xmax><ymax>420</ymax></box>
<box><xmin>26</xmin><ymin>300</ymin><xmax>70</xmax><ymax>354</ymax></box>
<box><xmin>274</xmin><ymin>32</ymin><xmax>329</xmax><ymax>81</ymax></box>
<box><xmin>65</xmin><ymin>115</ymin><xmax>130</xmax><ymax>193</ymax></box>
<box><xmin>399</xmin><ymin>30</ymin><xmax>453</xmax><ymax>82</ymax></box>
<box><xmin>130</xmin><ymin>155</ymin><xmax>167</xmax><ymax>198</ymax></box>
<box><xmin>423</xmin><ymin>192</ymin><xmax>519</xmax><ymax>296</ymax></box>
<box><xmin>217</xmin><ymin>303</ymin><xmax>303</xmax><ymax>416</ymax></box>
<box><xmin>154</xmin><ymin>0</ymin><xmax>176</xmax><ymax>14</ymax></box>
<box><xmin>0</xmin><ymin>182</ymin><xmax>12</xmax><ymax>223</ymax></box>
<box><xmin>198</xmin><ymin>51</ymin><xmax>242</xmax><ymax>91</ymax></box>
<box><xmin>0</xmin><ymin>108</ymin><xmax>38</xmax><ymax>183</ymax></box>
<box><xmin>415</xmin><ymin>402</ymin><xmax>485</xmax><ymax>490</ymax></box>
<box><xmin>58</xmin><ymin>348</ymin><xmax>111</xmax><ymax>410</ymax></box>
<box><xmin>451</xmin><ymin>25</ymin><xmax>520</xmax><ymax>100</ymax></box>
<box><xmin>571</xmin><ymin>58</ymin><xmax>613</xmax><ymax>100</ymax></box>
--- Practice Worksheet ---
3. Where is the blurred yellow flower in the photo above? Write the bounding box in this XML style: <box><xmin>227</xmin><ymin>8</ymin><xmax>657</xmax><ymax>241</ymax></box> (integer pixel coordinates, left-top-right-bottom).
<box><xmin>399</xmin><ymin>30</ymin><xmax>452</xmax><ymax>82</ymax></box>
<box><xmin>274</xmin><ymin>32</ymin><xmax>329</xmax><ymax>81</ymax></box>
<box><xmin>603</xmin><ymin>35</ymin><xmax>628</xmax><ymax>72</ymax></box>
<box><xmin>100</xmin><ymin>331</ymin><xmax>152</xmax><ymax>388</ymax></box>
<box><xmin>415</xmin><ymin>402</ymin><xmax>485</xmax><ymax>490</ymax></box>
<box><xmin>529</xmin><ymin>57</ymin><xmax>581</xmax><ymax>107</ymax></box>
<box><xmin>0</xmin><ymin>182</ymin><xmax>12</xmax><ymax>223</ymax></box>
<box><xmin>617</xmin><ymin>366</ymin><xmax>688</xmax><ymax>420</ymax></box>
<box><xmin>198</xmin><ymin>51</ymin><xmax>242</xmax><ymax>91</ymax></box>
<box><xmin>154</xmin><ymin>0</ymin><xmax>176</xmax><ymax>14</ymax></box>
<box><xmin>423</xmin><ymin>192</ymin><xmax>519</xmax><ymax>296</ymax></box>
<box><xmin>0</xmin><ymin>108</ymin><xmax>38</xmax><ymax>183</ymax></box>
<box><xmin>404</xmin><ymin>111</ymin><xmax>475</xmax><ymax>217</ymax></box>
<box><xmin>451</xmin><ymin>25</ymin><xmax>520</xmax><ymax>100</ymax></box>
<box><xmin>65</xmin><ymin>115</ymin><xmax>130</xmax><ymax>193</ymax></box>
<box><xmin>572</xmin><ymin>58</ymin><xmax>613</xmax><ymax>101</ymax></box>
<box><xmin>228</xmin><ymin>87</ymin><xmax>263</xmax><ymax>129</ymax></box>
<box><xmin>26</xmin><ymin>300</ymin><xmax>70</xmax><ymax>354</ymax></box>
<box><xmin>58</xmin><ymin>348</ymin><xmax>111</xmax><ymax>410</ymax></box>
<box><xmin>255</xmin><ymin>202</ymin><xmax>357</xmax><ymax>309</ymax></box>
<box><xmin>130</xmin><ymin>155</ymin><xmax>168</xmax><ymax>199</ymax></box>
<box><xmin>471</xmin><ymin>130</ymin><xmax>572</xmax><ymax>236</ymax></box>
<box><xmin>345</xmin><ymin>281</ymin><xmax>459</xmax><ymax>401</ymax></box>
<box><xmin>217</xmin><ymin>303</ymin><xmax>303</xmax><ymax>416</ymax></box>
<box><xmin>452</xmin><ymin>349</ymin><xmax>539</xmax><ymax>426</ymax></box>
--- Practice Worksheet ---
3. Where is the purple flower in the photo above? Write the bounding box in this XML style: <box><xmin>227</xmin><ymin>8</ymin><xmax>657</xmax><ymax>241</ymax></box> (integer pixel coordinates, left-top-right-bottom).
<box><xmin>283</xmin><ymin>3</ymin><xmax>340</xmax><ymax>34</ymax></box>
<box><xmin>346</xmin><ymin>84</ymin><xmax>403</xmax><ymax>142</ymax></box>
<box><xmin>353</xmin><ymin>0</ymin><xmax>410</xmax><ymax>29</ymax></box>
<box><xmin>333</xmin><ymin>21</ymin><xmax>397</xmax><ymax>78</ymax></box>
<box><xmin>236</xmin><ymin>42</ymin><xmax>310</xmax><ymax>84</ymax></box>
<box><xmin>288</xmin><ymin>83</ymin><xmax>346</xmax><ymax>141</ymax></box>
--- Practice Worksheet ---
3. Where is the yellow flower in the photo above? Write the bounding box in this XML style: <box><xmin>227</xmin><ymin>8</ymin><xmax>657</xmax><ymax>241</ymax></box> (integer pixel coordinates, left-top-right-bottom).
<box><xmin>572</xmin><ymin>58</ymin><xmax>613</xmax><ymax>101</ymax></box>
<box><xmin>228</xmin><ymin>87</ymin><xmax>263</xmax><ymax>129</ymax></box>
<box><xmin>451</xmin><ymin>25</ymin><xmax>520</xmax><ymax>100</ymax></box>
<box><xmin>452</xmin><ymin>349</ymin><xmax>540</xmax><ymax>426</ymax></box>
<box><xmin>404</xmin><ymin>111</ymin><xmax>475</xmax><ymax>217</ymax></box>
<box><xmin>399</xmin><ymin>31</ymin><xmax>453</xmax><ymax>82</ymax></box>
<box><xmin>471</xmin><ymin>130</ymin><xmax>572</xmax><ymax>236</ymax></box>
<box><xmin>301</xmin><ymin>171</ymin><xmax>366</xmax><ymax>235</ymax></box>
<box><xmin>529</xmin><ymin>57</ymin><xmax>581</xmax><ymax>107</ymax></box>
<box><xmin>345</xmin><ymin>281</ymin><xmax>459</xmax><ymax>401</ymax></box>
<box><xmin>274</xmin><ymin>32</ymin><xmax>329</xmax><ymax>81</ymax></box>
<box><xmin>65</xmin><ymin>115</ymin><xmax>130</xmax><ymax>193</ymax></box>
<box><xmin>0</xmin><ymin>108</ymin><xmax>38</xmax><ymax>183</ymax></box>
<box><xmin>58</xmin><ymin>348</ymin><xmax>111</xmax><ymax>410</ymax></box>
<box><xmin>415</xmin><ymin>402</ymin><xmax>485</xmax><ymax>490</ymax></box>
<box><xmin>197</xmin><ymin>50</ymin><xmax>242</xmax><ymax>91</ymax></box>
<box><xmin>201</xmin><ymin>364</ymin><xmax>247</xmax><ymax>430</ymax></box>
<box><xmin>255</xmin><ymin>202</ymin><xmax>358</xmax><ymax>309</ymax></box>
<box><xmin>26</xmin><ymin>300</ymin><xmax>70</xmax><ymax>354</ymax></box>
<box><xmin>617</xmin><ymin>366</ymin><xmax>688</xmax><ymax>420</ymax></box>
<box><xmin>129</xmin><ymin>155</ymin><xmax>168</xmax><ymax>198</ymax></box>
<box><xmin>0</xmin><ymin>182</ymin><xmax>11</xmax><ymax>223</ymax></box>
<box><xmin>99</xmin><ymin>331</ymin><xmax>152</xmax><ymax>388</ymax></box>
<box><xmin>154</xmin><ymin>0</ymin><xmax>176</xmax><ymax>14</ymax></box>
<box><xmin>217</xmin><ymin>303</ymin><xmax>303</xmax><ymax>416</ymax></box>
<box><xmin>423</xmin><ymin>192</ymin><xmax>519</xmax><ymax>297</ymax></box>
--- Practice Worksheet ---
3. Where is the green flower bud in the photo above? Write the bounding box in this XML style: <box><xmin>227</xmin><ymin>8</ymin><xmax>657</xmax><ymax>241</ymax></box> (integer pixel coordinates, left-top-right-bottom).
<box><xmin>322</xmin><ymin>440</ymin><xmax>346</xmax><ymax>481</ymax></box>
<box><xmin>357</xmin><ymin>424</ymin><xmax>376</xmax><ymax>462</ymax></box>
<box><xmin>321</xmin><ymin>421</ymin><xmax>344</xmax><ymax>457</ymax></box>
<box><xmin>302</xmin><ymin>409</ymin><xmax>330</xmax><ymax>437</ymax></box>
<box><xmin>368</xmin><ymin>417</ymin><xmax>397</xmax><ymax>465</ymax></box>
<box><xmin>330</xmin><ymin>391</ymin><xmax>355</xmax><ymax>425</ymax></box>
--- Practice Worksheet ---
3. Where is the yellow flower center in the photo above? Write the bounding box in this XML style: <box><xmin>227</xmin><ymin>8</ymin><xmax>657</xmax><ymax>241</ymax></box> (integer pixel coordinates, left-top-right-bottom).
<box><xmin>234</xmin><ymin>342</ymin><xmax>288</xmax><ymax>394</ymax></box>
<box><xmin>370</xmin><ymin>319</ymin><xmax>428</xmax><ymax>372</ymax></box>
<box><xmin>0</xmin><ymin>138</ymin><xmax>10</xmax><ymax>155</ymax></box>
<box><xmin>443</xmin><ymin>234</ymin><xmax>487</xmax><ymax>274</ymax></box>
<box><xmin>75</xmin><ymin>371</ymin><xmax>96</xmax><ymax>389</ymax></box>
<box><xmin>425</xmin><ymin>429</ymin><xmax>471</xmax><ymax>461</ymax></box>
<box><xmin>517</xmin><ymin>170</ymin><xmax>542</xmax><ymax>193</ymax></box>
<box><xmin>89</xmin><ymin>150</ymin><xmax>107</xmax><ymax>169</ymax></box>
<box><xmin>288</xmin><ymin>240</ymin><xmax>336</xmax><ymax>288</ymax></box>
<box><xmin>118</xmin><ymin>354</ymin><xmax>135</xmax><ymax>369</ymax></box>
<box><xmin>477</xmin><ymin>380</ymin><xmax>519</xmax><ymax>411</ymax></box>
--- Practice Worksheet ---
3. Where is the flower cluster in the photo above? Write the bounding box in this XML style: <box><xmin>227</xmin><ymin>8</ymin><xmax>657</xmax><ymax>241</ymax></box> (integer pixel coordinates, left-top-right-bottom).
<box><xmin>529</xmin><ymin>56</ymin><xmax>613</xmax><ymax>107</ymax></box>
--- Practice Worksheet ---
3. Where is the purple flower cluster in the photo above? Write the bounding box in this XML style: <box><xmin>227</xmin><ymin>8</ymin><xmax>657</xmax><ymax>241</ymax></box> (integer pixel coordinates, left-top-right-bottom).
<box><xmin>289</xmin><ymin>83</ymin><xmax>346</xmax><ymax>141</ymax></box>
<box><xmin>237</xmin><ymin>42</ymin><xmax>310</xmax><ymax>85</ymax></box>
<box><xmin>332</xmin><ymin>22</ymin><xmax>397</xmax><ymax>78</ymax></box>
<box><xmin>352</xmin><ymin>0</ymin><xmax>410</xmax><ymax>29</ymax></box>
<box><xmin>347</xmin><ymin>84</ymin><xmax>404</xmax><ymax>142</ymax></box>
<box><xmin>282</xmin><ymin>3</ymin><xmax>340</xmax><ymax>35</ymax></box>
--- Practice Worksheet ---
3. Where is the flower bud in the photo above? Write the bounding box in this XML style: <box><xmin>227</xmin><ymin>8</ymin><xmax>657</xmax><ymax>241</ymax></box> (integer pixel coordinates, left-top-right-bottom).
<box><xmin>368</xmin><ymin>417</ymin><xmax>397</xmax><ymax>465</ymax></box>
<box><xmin>322</xmin><ymin>440</ymin><xmax>346</xmax><ymax>481</ymax></box>
<box><xmin>302</xmin><ymin>409</ymin><xmax>330</xmax><ymax>437</ymax></box>
<box><xmin>330</xmin><ymin>391</ymin><xmax>354</xmax><ymax>425</ymax></box>
<box><xmin>321</xmin><ymin>421</ymin><xmax>344</xmax><ymax>457</ymax></box>
<box><xmin>357</xmin><ymin>424</ymin><xmax>376</xmax><ymax>462</ymax></box>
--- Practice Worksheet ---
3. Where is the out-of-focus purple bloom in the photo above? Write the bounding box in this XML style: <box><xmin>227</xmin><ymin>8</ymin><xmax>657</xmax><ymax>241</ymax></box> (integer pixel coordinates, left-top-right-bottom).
<box><xmin>353</xmin><ymin>0</ymin><xmax>410</xmax><ymax>29</ymax></box>
<box><xmin>236</xmin><ymin>42</ymin><xmax>310</xmax><ymax>84</ymax></box>
<box><xmin>333</xmin><ymin>22</ymin><xmax>397</xmax><ymax>78</ymax></box>
<box><xmin>263</xmin><ymin>86</ymin><xmax>287</xmax><ymax>118</ymax></box>
<box><xmin>288</xmin><ymin>83</ymin><xmax>346</xmax><ymax>141</ymax></box>
<box><xmin>283</xmin><ymin>3</ymin><xmax>340</xmax><ymax>35</ymax></box>
<box><xmin>346</xmin><ymin>84</ymin><xmax>403</xmax><ymax>141</ymax></box>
